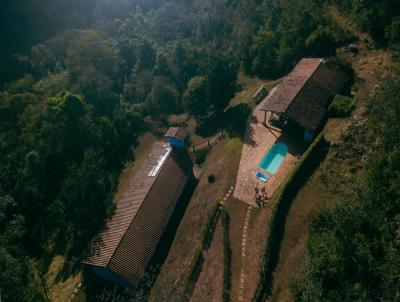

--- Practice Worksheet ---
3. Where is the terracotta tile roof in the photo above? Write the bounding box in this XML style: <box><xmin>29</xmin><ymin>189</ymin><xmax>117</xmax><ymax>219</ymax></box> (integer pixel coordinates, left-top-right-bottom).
<box><xmin>164</xmin><ymin>127</ymin><xmax>186</xmax><ymax>139</ymax></box>
<box><xmin>260</xmin><ymin>58</ymin><xmax>322</xmax><ymax>113</ymax></box>
<box><xmin>260</xmin><ymin>58</ymin><xmax>347</xmax><ymax>132</ymax></box>
<box><xmin>164</xmin><ymin>127</ymin><xmax>180</xmax><ymax>138</ymax></box>
<box><xmin>83</xmin><ymin>142</ymin><xmax>192</xmax><ymax>287</ymax></box>
<box><xmin>286</xmin><ymin>62</ymin><xmax>347</xmax><ymax>131</ymax></box>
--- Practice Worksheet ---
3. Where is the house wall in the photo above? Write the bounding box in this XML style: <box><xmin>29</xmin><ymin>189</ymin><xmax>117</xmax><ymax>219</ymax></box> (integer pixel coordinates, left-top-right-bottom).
<box><xmin>169</xmin><ymin>137</ymin><xmax>185</xmax><ymax>148</ymax></box>
<box><xmin>91</xmin><ymin>266</ymin><xmax>134</xmax><ymax>289</ymax></box>
<box><xmin>304</xmin><ymin>129</ymin><xmax>315</xmax><ymax>141</ymax></box>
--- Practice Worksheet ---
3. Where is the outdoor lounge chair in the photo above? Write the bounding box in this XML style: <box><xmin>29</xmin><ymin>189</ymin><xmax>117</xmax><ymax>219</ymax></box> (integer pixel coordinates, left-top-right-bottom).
<box><xmin>256</xmin><ymin>171</ymin><xmax>269</xmax><ymax>182</ymax></box>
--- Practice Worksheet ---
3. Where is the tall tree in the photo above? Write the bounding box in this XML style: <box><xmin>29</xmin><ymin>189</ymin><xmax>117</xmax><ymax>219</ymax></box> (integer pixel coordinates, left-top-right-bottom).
<box><xmin>183</xmin><ymin>76</ymin><xmax>208</xmax><ymax>116</ymax></box>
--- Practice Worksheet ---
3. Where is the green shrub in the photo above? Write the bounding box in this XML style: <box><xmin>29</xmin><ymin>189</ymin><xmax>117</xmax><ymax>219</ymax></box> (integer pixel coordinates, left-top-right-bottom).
<box><xmin>225</xmin><ymin>103</ymin><xmax>251</xmax><ymax>139</ymax></box>
<box><xmin>185</xmin><ymin>245</ymin><xmax>204</xmax><ymax>285</ymax></box>
<box><xmin>328</xmin><ymin>95</ymin><xmax>355</xmax><ymax>117</ymax></box>
<box><xmin>221</xmin><ymin>208</ymin><xmax>232</xmax><ymax>302</ymax></box>
<box><xmin>200</xmin><ymin>200</ymin><xmax>221</xmax><ymax>249</ymax></box>
<box><xmin>194</xmin><ymin>149</ymin><xmax>208</xmax><ymax>165</ymax></box>
<box><xmin>208</xmin><ymin>174</ymin><xmax>215</xmax><ymax>183</ymax></box>
<box><xmin>252</xmin><ymin>133</ymin><xmax>330</xmax><ymax>302</ymax></box>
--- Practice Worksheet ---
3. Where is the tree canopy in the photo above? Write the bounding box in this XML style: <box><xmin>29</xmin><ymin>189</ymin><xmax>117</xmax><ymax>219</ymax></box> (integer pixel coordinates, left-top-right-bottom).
<box><xmin>0</xmin><ymin>0</ymin><xmax>399</xmax><ymax>300</ymax></box>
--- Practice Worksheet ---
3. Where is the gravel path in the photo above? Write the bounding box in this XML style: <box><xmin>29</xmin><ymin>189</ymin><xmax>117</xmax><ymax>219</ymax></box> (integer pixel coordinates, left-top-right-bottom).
<box><xmin>238</xmin><ymin>206</ymin><xmax>252</xmax><ymax>301</ymax></box>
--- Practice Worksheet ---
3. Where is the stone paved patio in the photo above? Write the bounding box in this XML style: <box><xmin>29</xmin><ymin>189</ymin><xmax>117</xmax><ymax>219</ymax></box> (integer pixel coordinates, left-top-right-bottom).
<box><xmin>233</xmin><ymin>97</ymin><xmax>301</xmax><ymax>207</ymax></box>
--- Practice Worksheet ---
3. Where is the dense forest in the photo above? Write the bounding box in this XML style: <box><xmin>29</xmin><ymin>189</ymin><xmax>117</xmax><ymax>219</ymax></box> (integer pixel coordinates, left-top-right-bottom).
<box><xmin>0</xmin><ymin>0</ymin><xmax>399</xmax><ymax>301</ymax></box>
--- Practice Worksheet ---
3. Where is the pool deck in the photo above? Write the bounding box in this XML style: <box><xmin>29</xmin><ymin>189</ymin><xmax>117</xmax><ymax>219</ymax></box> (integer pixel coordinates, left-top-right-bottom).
<box><xmin>233</xmin><ymin>100</ymin><xmax>299</xmax><ymax>207</ymax></box>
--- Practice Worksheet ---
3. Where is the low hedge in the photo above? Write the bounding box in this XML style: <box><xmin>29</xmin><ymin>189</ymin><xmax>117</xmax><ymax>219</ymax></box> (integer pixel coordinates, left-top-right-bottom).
<box><xmin>252</xmin><ymin>133</ymin><xmax>330</xmax><ymax>302</ymax></box>
<box><xmin>328</xmin><ymin>94</ymin><xmax>355</xmax><ymax>117</ymax></box>
<box><xmin>182</xmin><ymin>199</ymin><xmax>221</xmax><ymax>300</ymax></box>
<box><xmin>185</xmin><ymin>244</ymin><xmax>204</xmax><ymax>285</ymax></box>
<box><xmin>221</xmin><ymin>208</ymin><xmax>232</xmax><ymax>302</ymax></box>
<box><xmin>200</xmin><ymin>199</ymin><xmax>221</xmax><ymax>250</ymax></box>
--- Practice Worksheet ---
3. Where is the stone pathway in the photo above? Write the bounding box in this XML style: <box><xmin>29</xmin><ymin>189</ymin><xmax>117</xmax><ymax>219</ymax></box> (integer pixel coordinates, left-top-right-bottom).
<box><xmin>238</xmin><ymin>206</ymin><xmax>252</xmax><ymax>301</ymax></box>
<box><xmin>67</xmin><ymin>282</ymin><xmax>82</xmax><ymax>302</ymax></box>
<box><xmin>221</xmin><ymin>185</ymin><xmax>234</xmax><ymax>206</ymax></box>
<box><xmin>190</xmin><ymin>185</ymin><xmax>234</xmax><ymax>302</ymax></box>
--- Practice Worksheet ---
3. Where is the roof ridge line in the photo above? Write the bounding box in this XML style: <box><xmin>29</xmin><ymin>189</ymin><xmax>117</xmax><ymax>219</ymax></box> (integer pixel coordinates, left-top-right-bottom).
<box><xmin>106</xmin><ymin>144</ymin><xmax>174</xmax><ymax>268</ymax></box>
<box><xmin>284</xmin><ymin>59</ymin><xmax>323</xmax><ymax>116</ymax></box>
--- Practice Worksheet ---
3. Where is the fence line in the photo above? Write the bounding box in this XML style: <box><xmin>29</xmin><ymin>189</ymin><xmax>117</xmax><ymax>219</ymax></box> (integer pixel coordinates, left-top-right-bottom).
<box><xmin>190</xmin><ymin>131</ymin><xmax>227</xmax><ymax>153</ymax></box>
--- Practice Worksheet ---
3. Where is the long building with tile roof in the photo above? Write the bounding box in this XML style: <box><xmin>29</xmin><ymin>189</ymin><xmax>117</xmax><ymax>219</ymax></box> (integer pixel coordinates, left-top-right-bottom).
<box><xmin>83</xmin><ymin>139</ymin><xmax>193</xmax><ymax>288</ymax></box>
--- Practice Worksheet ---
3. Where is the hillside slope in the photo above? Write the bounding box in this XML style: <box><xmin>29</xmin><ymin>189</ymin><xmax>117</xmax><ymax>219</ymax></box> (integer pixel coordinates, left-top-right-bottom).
<box><xmin>269</xmin><ymin>45</ymin><xmax>396</xmax><ymax>301</ymax></box>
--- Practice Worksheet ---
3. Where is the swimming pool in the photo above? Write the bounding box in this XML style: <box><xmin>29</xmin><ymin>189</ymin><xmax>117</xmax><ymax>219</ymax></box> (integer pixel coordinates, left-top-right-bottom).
<box><xmin>259</xmin><ymin>143</ymin><xmax>288</xmax><ymax>174</ymax></box>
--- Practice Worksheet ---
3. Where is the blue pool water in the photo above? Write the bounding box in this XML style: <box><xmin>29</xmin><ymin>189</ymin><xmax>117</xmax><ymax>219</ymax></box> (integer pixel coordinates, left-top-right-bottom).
<box><xmin>256</xmin><ymin>171</ymin><xmax>269</xmax><ymax>182</ymax></box>
<box><xmin>259</xmin><ymin>143</ymin><xmax>288</xmax><ymax>174</ymax></box>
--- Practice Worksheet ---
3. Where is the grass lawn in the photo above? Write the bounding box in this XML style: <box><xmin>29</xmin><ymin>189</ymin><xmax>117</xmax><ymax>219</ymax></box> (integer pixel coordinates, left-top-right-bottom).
<box><xmin>149</xmin><ymin>137</ymin><xmax>243</xmax><ymax>302</ymax></box>
<box><xmin>190</xmin><ymin>219</ymin><xmax>224</xmax><ymax>302</ymax></box>
<box><xmin>227</xmin><ymin>197</ymin><xmax>274</xmax><ymax>302</ymax></box>
<box><xmin>229</xmin><ymin>73</ymin><xmax>265</xmax><ymax>107</ymax></box>
<box><xmin>34</xmin><ymin>255</ymin><xmax>83</xmax><ymax>302</ymax></box>
<box><xmin>185</xmin><ymin>118</ymin><xmax>207</xmax><ymax>146</ymax></box>
<box><xmin>169</xmin><ymin>73</ymin><xmax>282</xmax><ymax>148</ymax></box>
<box><xmin>269</xmin><ymin>164</ymin><xmax>339</xmax><ymax>301</ymax></box>
<box><xmin>229</xmin><ymin>73</ymin><xmax>282</xmax><ymax>109</ymax></box>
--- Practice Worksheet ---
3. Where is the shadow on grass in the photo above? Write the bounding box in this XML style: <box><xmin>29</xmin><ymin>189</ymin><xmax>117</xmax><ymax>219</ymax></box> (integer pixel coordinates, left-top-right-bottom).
<box><xmin>244</xmin><ymin>115</ymin><xmax>258</xmax><ymax>147</ymax></box>
<box><xmin>195</xmin><ymin>104</ymin><xmax>251</xmax><ymax>142</ymax></box>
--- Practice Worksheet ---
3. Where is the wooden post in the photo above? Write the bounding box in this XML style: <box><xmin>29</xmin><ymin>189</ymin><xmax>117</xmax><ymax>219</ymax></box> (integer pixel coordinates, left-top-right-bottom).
<box><xmin>264</xmin><ymin>111</ymin><xmax>267</xmax><ymax>124</ymax></box>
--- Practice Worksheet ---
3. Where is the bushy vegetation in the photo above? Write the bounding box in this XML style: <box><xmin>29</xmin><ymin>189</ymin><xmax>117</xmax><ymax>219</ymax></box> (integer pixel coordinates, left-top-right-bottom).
<box><xmin>176</xmin><ymin>199</ymin><xmax>222</xmax><ymax>300</ymax></box>
<box><xmin>293</xmin><ymin>67</ymin><xmax>400</xmax><ymax>301</ymax></box>
<box><xmin>194</xmin><ymin>149</ymin><xmax>209</xmax><ymax>165</ymax></box>
<box><xmin>200</xmin><ymin>200</ymin><xmax>221</xmax><ymax>250</ymax></box>
<box><xmin>252</xmin><ymin>134</ymin><xmax>330</xmax><ymax>302</ymax></box>
<box><xmin>0</xmin><ymin>88</ymin><xmax>141</xmax><ymax>300</ymax></box>
<box><xmin>185</xmin><ymin>245</ymin><xmax>204</xmax><ymax>285</ymax></box>
<box><xmin>328</xmin><ymin>94</ymin><xmax>355</xmax><ymax>117</ymax></box>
